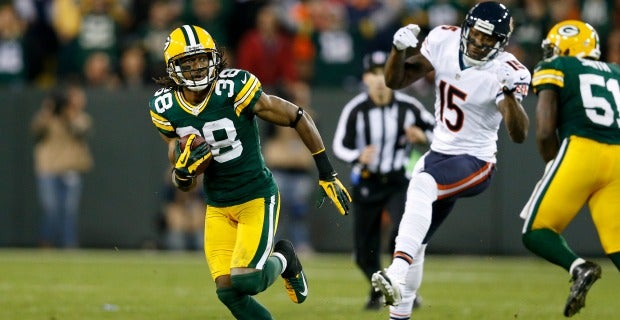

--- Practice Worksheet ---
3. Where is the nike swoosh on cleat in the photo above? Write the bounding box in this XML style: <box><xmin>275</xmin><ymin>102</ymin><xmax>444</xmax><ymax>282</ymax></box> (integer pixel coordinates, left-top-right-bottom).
<box><xmin>299</xmin><ymin>273</ymin><xmax>308</xmax><ymax>296</ymax></box>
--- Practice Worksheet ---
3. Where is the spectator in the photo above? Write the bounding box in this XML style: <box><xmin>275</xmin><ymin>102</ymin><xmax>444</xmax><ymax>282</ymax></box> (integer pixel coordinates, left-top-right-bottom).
<box><xmin>0</xmin><ymin>2</ymin><xmax>27</xmax><ymax>88</ymax></box>
<box><xmin>135</xmin><ymin>0</ymin><xmax>182</xmax><ymax>80</ymax></box>
<box><xmin>182</xmin><ymin>0</ymin><xmax>231</xmax><ymax>48</ymax></box>
<box><xmin>82</xmin><ymin>51</ymin><xmax>120</xmax><ymax>89</ymax></box>
<box><xmin>235</xmin><ymin>3</ymin><xmax>299</xmax><ymax>97</ymax></box>
<box><xmin>510</xmin><ymin>0</ymin><xmax>550</xmax><ymax>69</ymax></box>
<box><xmin>276</xmin><ymin>0</ymin><xmax>318</xmax><ymax>84</ymax></box>
<box><xmin>310</xmin><ymin>0</ymin><xmax>360</xmax><ymax>89</ymax></box>
<box><xmin>344</xmin><ymin>0</ymin><xmax>402</xmax><ymax>54</ymax></box>
<box><xmin>55</xmin><ymin>0</ymin><xmax>129</xmax><ymax>80</ymax></box>
<box><xmin>31</xmin><ymin>84</ymin><xmax>94</xmax><ymax>248</ymax></box>
<box><xmin>16</xmin><ymin>0</ymin><xmax>59</xmax><ymax>85</ymax></box>
<box><xmin>118</xmin><ymin>43</ymin><xmax>149</xmax><ymax>88</ymax></box>
<box><xmin>606</xmin><ymin>29</ymin><xmax>620</xmax><ymax>64</ymax></box>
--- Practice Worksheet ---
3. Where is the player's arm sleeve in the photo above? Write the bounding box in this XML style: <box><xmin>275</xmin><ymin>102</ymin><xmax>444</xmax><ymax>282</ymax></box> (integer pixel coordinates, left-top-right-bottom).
<box><xmin>531</xmin><ymin>59</ymin><xmax>563</xmax><ymax>95</ymax></box>
<box><xmin>419</xmin><ymin>25</ymin><xmax>451</xmax><ymax>69</ymax></box>
<box><xmin>233</xmin><ymin>70</ymin><xmax>263</xmax><ymax>117</ymax></box>
<box><xmin>149</xmin><ymin>101</ymin><xmax>176</xmax><ymax>138</ymax></box>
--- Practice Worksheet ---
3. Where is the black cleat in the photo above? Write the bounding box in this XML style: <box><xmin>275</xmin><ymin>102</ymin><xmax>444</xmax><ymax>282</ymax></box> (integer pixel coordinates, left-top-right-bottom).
<box><xmin>364</xmin><ymin>290</ymin><xmax>384</xmax><ymax>310</ymax></box>
<box><xmin>564</xmin><ymin>261</ymin><xmax>601</xmax><ymax>317</ymax></box>
<box><xmin>274</xmin><ymin>240</ymin><xmax>308</xmax><ymax>303</ymax></box>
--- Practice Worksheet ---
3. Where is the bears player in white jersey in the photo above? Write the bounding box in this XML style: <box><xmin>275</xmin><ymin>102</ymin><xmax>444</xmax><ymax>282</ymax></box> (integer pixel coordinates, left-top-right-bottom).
<box><xmin>371</xmin><ymin>2</ymin><xmax>530</xmax><ymax>318</ymax></box>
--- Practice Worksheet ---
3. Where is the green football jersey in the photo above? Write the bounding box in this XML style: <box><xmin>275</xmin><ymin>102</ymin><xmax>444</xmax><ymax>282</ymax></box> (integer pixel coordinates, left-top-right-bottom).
<box><xmin>532</xmin><ymin>56</ymin><xmax>620</xmax><ymax>144</ymax></box>
<box><xmin>148</xmin><ymin>68</ymin><xmax>277</xmax><ymax>206</ymax></box>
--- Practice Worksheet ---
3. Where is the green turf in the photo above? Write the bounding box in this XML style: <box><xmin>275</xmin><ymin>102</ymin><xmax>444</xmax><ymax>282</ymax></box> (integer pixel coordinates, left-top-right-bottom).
<box><xmin>0</xmin><ymin>249</ymin><xmax>617</xmax><ymax>319</ymax></box>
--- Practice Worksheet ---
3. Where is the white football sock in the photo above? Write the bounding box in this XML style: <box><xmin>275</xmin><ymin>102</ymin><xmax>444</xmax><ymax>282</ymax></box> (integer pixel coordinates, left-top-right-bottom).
<box><xmin>271</xmin><ymin>252</ymin><xmax>287</xmax><ymax>274</ymax></box>
<box><xmin>393</xmin><ymin>172</ymin><xmax>436</xmax><ymax>267</ymax></box>
<box><xmin>390</xmin><ymin>245</ymin><xmax>427</xmax><ymax>319</ymax></box>
<box><xmin>569</xmin><ymin>258</ymin><xmax>586</xmax><ymax>275</ymax></box>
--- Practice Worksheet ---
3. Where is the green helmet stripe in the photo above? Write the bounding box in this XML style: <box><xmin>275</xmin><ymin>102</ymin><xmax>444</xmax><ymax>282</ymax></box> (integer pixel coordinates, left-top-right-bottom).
<box><xmin>181</xmin><ymin>25</ymin><xmax>198</xmax><ymax>47</ymax></box>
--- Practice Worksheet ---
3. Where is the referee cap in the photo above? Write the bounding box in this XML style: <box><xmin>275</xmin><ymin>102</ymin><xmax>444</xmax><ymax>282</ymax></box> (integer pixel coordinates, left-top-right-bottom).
<box><xmin>363</xmin><ymin>51</ymin><xmax>388</xmax><ymax>73</ymax></box>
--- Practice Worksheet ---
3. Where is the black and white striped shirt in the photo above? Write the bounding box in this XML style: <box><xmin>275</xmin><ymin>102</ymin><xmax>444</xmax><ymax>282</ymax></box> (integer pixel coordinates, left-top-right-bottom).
<box><xmin>333</xmin><ymin>91</ymin><xmax>435</xmax><ymax>175</ymax></box>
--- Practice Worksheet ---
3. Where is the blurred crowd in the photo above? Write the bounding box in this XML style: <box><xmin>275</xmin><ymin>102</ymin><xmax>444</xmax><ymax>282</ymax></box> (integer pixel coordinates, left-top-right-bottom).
<box><xmin>1</xmin><ymin>0</ymin><xmax>620</xmax><ymax>97</ymax></box>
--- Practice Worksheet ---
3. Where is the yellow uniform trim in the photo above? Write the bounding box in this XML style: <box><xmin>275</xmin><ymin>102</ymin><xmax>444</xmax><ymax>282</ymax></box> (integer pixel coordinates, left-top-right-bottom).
<box><xmin>150</xmin><ymin>110</ymin><xmax>173</xmax><ymax>132</ymax></box>
<box><xmin>174</xmin><ymin>85</ymin><xmax>214</xmax><ymax>115</ymax></box>
<box><xmin>234</xmin><ymin>75</ymin><xmax>260</xmax><ymax>116</ymax></box>
<box><xmin>532</xmin><ymin>69</ymin><xmax>564</xmax><ymax>88</ymax></box>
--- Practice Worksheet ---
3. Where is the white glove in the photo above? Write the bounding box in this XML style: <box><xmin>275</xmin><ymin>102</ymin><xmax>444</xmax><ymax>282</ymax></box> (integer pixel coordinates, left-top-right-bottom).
<box><xmin>393</xmin><ymin>24</ymin><xmax>421</xmax><ymax>51</ymax></box>
<box><xmin>496</xmin><ymin>62</ymin><xmax>516</xmax><ymax>92</ymax></box>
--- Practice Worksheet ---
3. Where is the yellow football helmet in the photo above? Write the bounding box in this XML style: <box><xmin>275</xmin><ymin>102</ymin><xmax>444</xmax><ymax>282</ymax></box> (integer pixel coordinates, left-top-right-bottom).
<box><xmin>541</xmin><ymin>20</ymin><xmax>600</xmax><ymax>60</ymax></box>
<box><xmin>163</xmin><ymin>25</ymin><xmax>222</xmax><ymax>91</ymax></box>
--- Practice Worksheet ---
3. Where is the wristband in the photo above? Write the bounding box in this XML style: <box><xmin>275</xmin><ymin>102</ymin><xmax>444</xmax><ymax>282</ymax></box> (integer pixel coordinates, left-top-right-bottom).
<box><xmin>289</xmin><ymin>107</ymin><xmax>304</xmax><ymax>128</ymax></box>
<box><xmin>312</xmin><ymin>149</ymin><xmax>336</xmax><ymax>180</ymax></box>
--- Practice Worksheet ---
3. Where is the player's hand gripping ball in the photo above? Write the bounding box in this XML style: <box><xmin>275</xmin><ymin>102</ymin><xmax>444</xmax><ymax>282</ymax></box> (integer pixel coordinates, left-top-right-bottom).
<box><xmin>175</xmin><ymin>134</ymin><xmax>212</xmax><ymax>176</ymax></box>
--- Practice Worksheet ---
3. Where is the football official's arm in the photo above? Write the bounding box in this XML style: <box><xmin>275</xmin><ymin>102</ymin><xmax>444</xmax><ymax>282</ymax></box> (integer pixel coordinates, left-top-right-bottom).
<box><xmin>535</xmin><ymin>89</ymin><xmax>560</xmax><ymax>162</ymax></box>
<box><xmin>498</xmin><ymin>90</ymin><xmax>529</xmax><ymax>144</ymax></box>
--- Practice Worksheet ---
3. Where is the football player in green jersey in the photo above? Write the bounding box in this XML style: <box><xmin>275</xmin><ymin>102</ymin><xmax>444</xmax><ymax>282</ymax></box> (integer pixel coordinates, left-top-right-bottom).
<box><xmin>148</xmin><ymin>25</ymin><xmax>351</xmax><ymax>320</ymax></box>
<box><xmin>520</xmin><ymin>20</ymin><xmax>620</xmax><ymax>317</ymax></box>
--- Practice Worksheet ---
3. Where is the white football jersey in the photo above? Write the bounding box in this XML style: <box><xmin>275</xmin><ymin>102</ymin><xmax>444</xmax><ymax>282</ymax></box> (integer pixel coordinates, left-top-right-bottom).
<box><xmin>420</xmin><ymin>25</ymin><xmax>530</xmax><ymax>163</ymax></box>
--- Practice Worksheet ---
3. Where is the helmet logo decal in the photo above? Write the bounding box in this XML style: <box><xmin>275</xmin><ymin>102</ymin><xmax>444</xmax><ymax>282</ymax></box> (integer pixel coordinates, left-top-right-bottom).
<box><xmin>164</xmin><ymin>36</ymin><xmax>171</xmax><ymax>51</ymax></box>
<box><xmin>558</xmin><ymin>25</ymin><xmax>579</xmax><ymax>37</ymax></box>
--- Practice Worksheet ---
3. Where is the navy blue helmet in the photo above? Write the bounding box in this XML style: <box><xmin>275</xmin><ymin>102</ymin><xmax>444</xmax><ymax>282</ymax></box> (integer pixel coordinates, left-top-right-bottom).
<box><xmin>460</xmin><ymin>1</ymin><xmax>513</xmax><ymax>66</ymax></box>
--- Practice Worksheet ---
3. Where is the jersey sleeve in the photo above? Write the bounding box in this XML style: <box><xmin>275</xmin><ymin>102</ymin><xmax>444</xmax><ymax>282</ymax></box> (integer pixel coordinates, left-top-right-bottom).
<box><xmin>420</xmin><ymin>25</ymin><xmax>458</xmax><ymax>68</ymax></box>
<box><xmin>496</xmin><ymin>54</ymin><xmax>532</xmax><ymax>102</ymax></box>
<box><xmin>148</xmin><ymin>88</ymin><xmax>176</xmax><ymax>138</ymax></box>
<box><xmin>223</xmin><ymin>69</ymin><xmax>263</xmax><ymax>117</ymax></box>
<box><xmin>531</xmin><ymin>58</ymin><xmax>563</xmax><ymax>95</ymax></box>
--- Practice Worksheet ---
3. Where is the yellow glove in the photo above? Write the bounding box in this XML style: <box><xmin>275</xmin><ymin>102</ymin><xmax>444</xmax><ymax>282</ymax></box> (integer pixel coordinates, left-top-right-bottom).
<box><xmin>174</xmin><ymin>134</ymin><xmax>212</xmax><ymax>176</ymax></box>
<box><xmin>317</xmin><ymin>176</ymin><xmax>352</xmax><ymax>215</ymax></box>
<box><xmin>172</xmin><ymin>134</ymin><xmax>211</xmax><ymax>191</ymax></box>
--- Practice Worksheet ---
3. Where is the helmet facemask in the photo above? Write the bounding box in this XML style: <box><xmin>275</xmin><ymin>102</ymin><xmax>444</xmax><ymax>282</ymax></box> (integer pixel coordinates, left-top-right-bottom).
<box><xmin>168</xmin><ymin>50</ymin><xmax>221</xmax><ymax>92</ymax></box>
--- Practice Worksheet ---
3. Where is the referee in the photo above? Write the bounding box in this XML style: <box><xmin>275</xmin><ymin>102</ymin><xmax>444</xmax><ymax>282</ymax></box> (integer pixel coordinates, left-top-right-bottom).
<box><xmin>332</xmin><ymin>51</ymin><xmax>434</xmax><ymax>310</ymax></box>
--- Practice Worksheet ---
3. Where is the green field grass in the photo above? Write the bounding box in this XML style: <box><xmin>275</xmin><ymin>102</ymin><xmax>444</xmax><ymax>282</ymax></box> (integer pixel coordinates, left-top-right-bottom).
<box><xmin>0</xmin><ymin>249</ymin><xmax>617</xmax><ymax>320</ymax></box>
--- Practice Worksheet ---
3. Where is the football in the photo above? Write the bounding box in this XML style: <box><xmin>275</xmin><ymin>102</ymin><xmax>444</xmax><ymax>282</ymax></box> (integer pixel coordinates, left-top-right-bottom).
<box><xmin>176</xmin><ymin>134</ymin><xmax>212</xmax><ymax>175</ymax></box>
<box><xmin>178</xmin><ymin>134</ymin><xmax>206</xmax><ymax>151</ymax></box>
